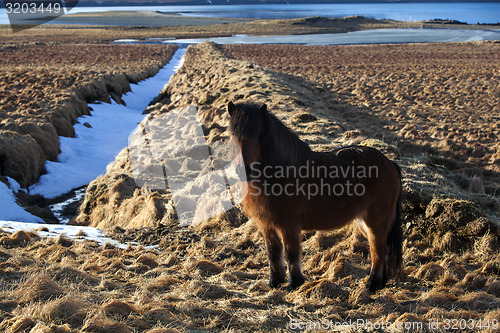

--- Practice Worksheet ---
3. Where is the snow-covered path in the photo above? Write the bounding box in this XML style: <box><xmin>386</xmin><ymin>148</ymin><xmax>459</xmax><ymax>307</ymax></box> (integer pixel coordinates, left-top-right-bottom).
<box><xmin>0</xmin><ymin>47</ymin><xmax>186</xmax><ymax>247</ymax></box>
<box><xmin>29</xmin><ymin>47</ymin><xmax>186</xmax><ymax>199</ymax></box>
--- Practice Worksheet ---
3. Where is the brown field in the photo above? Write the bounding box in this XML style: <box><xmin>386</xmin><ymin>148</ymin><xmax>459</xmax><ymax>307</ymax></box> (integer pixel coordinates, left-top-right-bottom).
<box><xmin>223</xmin><ymin>42</ymin><xmax>500</xmax><ymax>213</ymax></box>
<box><xmin>0</xmin><ymin>23</ymin><xmax>499</xmax><ymax>333</ymax></box>
<box><xmin>223</xmin><ymin>43</ymin><xmax>500</xmax><ymax>168</ymax></box>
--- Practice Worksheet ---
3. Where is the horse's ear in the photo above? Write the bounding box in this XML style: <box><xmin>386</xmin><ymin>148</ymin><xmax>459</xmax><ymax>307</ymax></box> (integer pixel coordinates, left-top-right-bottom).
<box><xmin>260</xmin><ymin>104</ymin><xmax>267</xmax><ymax>114</ymax></box>
<box><xmin>228</xmin><ymin>102</ymin><xmax>236</xmax><ymax>117</ymax></box>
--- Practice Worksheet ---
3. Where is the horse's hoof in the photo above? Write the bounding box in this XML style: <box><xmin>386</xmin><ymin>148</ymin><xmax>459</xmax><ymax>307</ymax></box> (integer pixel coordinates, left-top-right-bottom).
<box><xmin>269</xmin><ymin>281</ymin><xmax>284</xmax><ymax>289</ymax></box>
<box><xmin>286</xmin><ymin>276</ymin><xmax>305</xmax><ymax>291</ymax></box>
<box><xmin>269</xmin><ymin>277</ymin><xmax>286</xmax><ymax>289</ymax></box>
<box><xmin>367</xmin><ymin>274</ymin><xmax>386</xmax><ymax>293</ymax></box>
<box><xmin>286</xmin><ymin>282</ymin><xmax>302</xmax><ymax>292</ymax></box>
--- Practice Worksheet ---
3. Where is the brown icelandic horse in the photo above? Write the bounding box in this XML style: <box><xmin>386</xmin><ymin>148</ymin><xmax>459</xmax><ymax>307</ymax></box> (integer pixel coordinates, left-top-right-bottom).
<box><xmin>227</xmin><ymin>101</ymin><xmax>403</xmax><ymax>292</ymax></box>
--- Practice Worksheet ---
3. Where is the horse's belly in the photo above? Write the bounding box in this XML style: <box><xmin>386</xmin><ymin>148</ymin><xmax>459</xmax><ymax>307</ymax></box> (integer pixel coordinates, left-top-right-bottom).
<box><xmin>298</xmin><ymin>196</ymin><xmax>367</xmax><ymax>231</ymax></box>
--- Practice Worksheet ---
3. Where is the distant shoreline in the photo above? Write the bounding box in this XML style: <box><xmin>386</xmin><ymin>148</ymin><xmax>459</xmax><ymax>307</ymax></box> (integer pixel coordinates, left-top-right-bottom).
<box><xmin>51</xmin><ymin>10</ymin><xmax>251</xmax><ymax>26</ymax></box>
<box><xmin>38</xmin><ymin>12</ymin><xmax>500</xmax><ymax>29</ymax></box>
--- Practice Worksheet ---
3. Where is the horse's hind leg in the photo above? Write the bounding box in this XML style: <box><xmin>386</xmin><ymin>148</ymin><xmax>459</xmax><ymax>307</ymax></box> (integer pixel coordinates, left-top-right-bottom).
<box><xmin>363</xmin><ymin>215</ymin><xmax>390</xmax><ymax>292</ymax></box>
<box><xmin>280</xmin><ymin>226</ymin><xmax>305</xmax><ymax>290</ymax></box>
<box><xmin>263</xmin><ymin>227</ymin><xmax>286</xmax><ymax>288</ymax></box>
<box><xmin>366</xmin><ymin>231</ymin><xmax>388</xmax><ymax>292</ymax></box>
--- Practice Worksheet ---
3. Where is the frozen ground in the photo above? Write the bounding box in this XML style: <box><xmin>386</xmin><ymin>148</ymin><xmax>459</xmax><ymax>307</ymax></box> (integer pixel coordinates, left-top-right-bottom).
<box><xmin>0</xmin><ymin>219</ymin><xmax>157</xmax><ymax>249</ymax></box>
<box><xmin>0</xmin><ymin>47</ymin><xmax>186</xmax><ymax>245</ymax></box>
<box><xmin>115</xmin><ymin>28</ymin><xmax>500</xmax><ymax>46</ymax></box>
<box><xmin>0</xmin><ymin>179</ymin><xmax>44</xmax><ymax>223</ymax></box>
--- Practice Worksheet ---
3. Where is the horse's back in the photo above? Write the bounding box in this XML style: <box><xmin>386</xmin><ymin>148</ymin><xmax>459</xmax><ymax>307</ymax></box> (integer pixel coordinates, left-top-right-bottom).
<box><xmin>327</xmin><ymin>145</ymin><xmax>398</xmax><ymax>180</ymax></box>
<box><xmin>302</xmin><ymin>145</ymin><xmax>401</xmax><ymax>230</ymax></box>
<box><xmin>331</xmin><ymin>145</ymin><xmax>400</xmax><ymax>198</ymax></box>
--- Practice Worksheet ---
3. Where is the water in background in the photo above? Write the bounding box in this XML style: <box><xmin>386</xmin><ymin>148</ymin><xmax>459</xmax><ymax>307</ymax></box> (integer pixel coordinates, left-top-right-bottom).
<box><xmin>0</xmin><ymin>3</ymin><xmax>499</xmax><ymax>26</ymax></box>
<box><xmin>173</xmin><ymin>3</ymin><xmax>500</xmax><ymax>24</ymax></box>
<box><xmin>143</xmin><ymin>28</ymin><xmax>500</xmax><ymax>45</ymax></box>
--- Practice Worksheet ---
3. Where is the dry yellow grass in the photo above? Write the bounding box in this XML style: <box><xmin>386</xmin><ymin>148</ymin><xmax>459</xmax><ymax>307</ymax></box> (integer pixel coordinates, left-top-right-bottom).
<box><xmin>0</xmin><ymin>24</ymin><xmax>499</xmax><ymax>332</ymax></box>
<box><xmin>0</xmin><ymin>41</ymin><xmax>484</xmax><ymax>332</ymax></box>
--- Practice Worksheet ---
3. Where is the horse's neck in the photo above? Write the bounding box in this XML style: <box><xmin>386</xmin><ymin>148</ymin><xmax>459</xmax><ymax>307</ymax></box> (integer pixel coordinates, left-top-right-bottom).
<box><xmin>262</xmin><ymin>117</ymin><xmax>311</xmax><ymax>167</ymax></box>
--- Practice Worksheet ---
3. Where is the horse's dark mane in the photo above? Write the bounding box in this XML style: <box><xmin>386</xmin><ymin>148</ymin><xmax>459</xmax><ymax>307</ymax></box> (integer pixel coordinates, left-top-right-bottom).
<box><xmin>230</xmin><ymin>102</ymin><xmax>312</xmax><ymax>167</ymax></box>
<box><xmin>229</xmin><ymin>103</ymin><xmax>264</xmax><ymax>140</ymax></box>
<box><xmin>261</xmin><ymin>110</ymin><xmax>312</xmax><ymax>167</ymax></box>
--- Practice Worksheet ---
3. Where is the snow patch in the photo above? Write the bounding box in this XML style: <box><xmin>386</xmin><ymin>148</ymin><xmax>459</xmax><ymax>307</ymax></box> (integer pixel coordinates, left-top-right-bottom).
<box><xmin>0</xmin><ymin>47</ymin><xmax>187</xmax><ymax>248</ymax></box>
<box><xmin>0</xmin><ymin>181</ymin><xmax>44</xmax><ymax>223</ymax></box>
<box><xmin>29</xmin><ymin>47</ymin><xmax>186</xmax><ymax>199</ymax></box>
<box><xmin>114</xmin><ymin>39</ymin><xmax>140</xmax><ymax>43</ymax></box>
<box><xmin>7</xmin><ymin>177</ymin><xmax>22</xmax><ymax>193</ymax></box>
<box><xmin>0</xmin><ymin>220</ymin><xmax>156</xmax><ymax>250</ymax></box>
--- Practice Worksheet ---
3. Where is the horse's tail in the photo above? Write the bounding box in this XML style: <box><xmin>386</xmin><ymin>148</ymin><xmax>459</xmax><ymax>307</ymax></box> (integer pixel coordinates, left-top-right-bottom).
<box><xmin>387</xmin><ymin>162</ymin><xmax>403</xmax><ymax>277</ymax></box>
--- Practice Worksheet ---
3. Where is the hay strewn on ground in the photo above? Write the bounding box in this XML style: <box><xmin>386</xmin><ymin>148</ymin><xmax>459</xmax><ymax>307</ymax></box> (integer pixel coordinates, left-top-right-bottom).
<box><xmin>37</xmin><ymin>41</ymin><xmax>499</xmax><ymax>332</ymax></box>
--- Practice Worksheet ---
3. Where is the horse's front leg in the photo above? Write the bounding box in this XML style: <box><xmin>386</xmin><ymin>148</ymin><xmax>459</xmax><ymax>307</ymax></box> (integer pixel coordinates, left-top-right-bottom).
<box><xmin>280</xmin><ymin>227</ymin><xmax>305</xmax><ymax>291</ymax></box>
<box><xmin>263</xmin><ymin>226</ymin><xmax>286</xmax><ymax>288</ymax></box>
